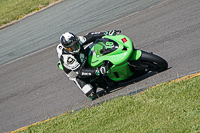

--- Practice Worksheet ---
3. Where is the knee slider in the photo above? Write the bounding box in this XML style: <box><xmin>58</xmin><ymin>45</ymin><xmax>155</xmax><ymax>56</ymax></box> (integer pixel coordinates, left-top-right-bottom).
<box><xmin>81</xmin><ymin>84</ymin><xmax>93</xmax><ymax>95</ymax></box>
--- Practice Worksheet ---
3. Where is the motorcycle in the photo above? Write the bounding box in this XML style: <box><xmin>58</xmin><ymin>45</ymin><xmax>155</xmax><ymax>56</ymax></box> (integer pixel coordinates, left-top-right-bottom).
<box><xmin>58</xmin><ymin>30</ymin><xmax>168</xmax><ymax>98</ymax></box>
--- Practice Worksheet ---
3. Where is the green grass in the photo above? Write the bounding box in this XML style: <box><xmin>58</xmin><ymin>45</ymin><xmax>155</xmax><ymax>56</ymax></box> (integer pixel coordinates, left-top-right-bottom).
<box><xmin>16</xmin><ymin>76</ymin><xmax>200</xmax><ymax>133</ymax></box>
<box><xmin>0</xmin><ymin>0</ymin><xmax>59</xmax><ymax>27</ymax></box>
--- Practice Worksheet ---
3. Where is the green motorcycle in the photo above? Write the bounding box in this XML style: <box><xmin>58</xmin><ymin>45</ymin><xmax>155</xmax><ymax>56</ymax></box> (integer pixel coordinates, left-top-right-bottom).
<box><xmin>86</xmin><ymin>31</ymin><xmax>168</xmax><ymax>90</ymax></box>
<box><xmin>58</xmin><ymin>31</ymin><xmax>168</xmax><ymax>98</ymax></box>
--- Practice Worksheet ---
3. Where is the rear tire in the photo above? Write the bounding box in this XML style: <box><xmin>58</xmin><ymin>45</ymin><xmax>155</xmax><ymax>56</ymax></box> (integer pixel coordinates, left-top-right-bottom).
<box><xmin>139</xmin><ymin>51</ymin><xmax>168</xmax><ymax>72</ymax></box>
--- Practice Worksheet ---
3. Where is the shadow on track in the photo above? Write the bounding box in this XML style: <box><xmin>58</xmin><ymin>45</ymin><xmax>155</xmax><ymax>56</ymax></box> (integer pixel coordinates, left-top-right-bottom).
<box><xmin>92</xmin><ymin>67</ymin><xmax>172</xmax><ymax>100</ymax></box>
<box><xmin>92</xmin><ymin>71</ymin><xmax>156</xmax><ymax>100</ymax></box>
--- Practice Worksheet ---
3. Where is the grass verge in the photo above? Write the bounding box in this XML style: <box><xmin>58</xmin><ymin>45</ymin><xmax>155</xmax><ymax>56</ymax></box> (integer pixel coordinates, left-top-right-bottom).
<box><xmin>0</xmin><ymin>0</ymin><xmax>60</xmax><ymax>28</ymax></box>
<box><xmin>14</xmin><ymin>75</ymin><xmax>200</xmax><ymax>133</ymax></box>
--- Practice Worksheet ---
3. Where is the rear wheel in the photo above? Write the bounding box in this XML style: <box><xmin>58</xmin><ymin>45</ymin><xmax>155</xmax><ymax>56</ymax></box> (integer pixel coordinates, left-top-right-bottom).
<box><xmin>139</xmin><ymin>51</ymin><xmax>168</xmax><ymax>72</ymax></box>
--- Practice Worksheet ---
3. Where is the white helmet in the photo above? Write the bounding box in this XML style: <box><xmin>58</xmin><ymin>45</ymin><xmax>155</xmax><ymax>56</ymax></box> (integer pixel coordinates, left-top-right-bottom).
<box><xmin>60</xmin><ymin>32</ymin><xmax>81</xmax><ymax>54</ymax></box>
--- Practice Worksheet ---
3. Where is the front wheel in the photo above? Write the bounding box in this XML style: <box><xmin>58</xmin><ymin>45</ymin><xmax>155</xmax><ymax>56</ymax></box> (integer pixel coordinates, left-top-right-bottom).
<box><xmin>138</xmin><ymin>51</ymin><xmax>168</xmax><ymax>72</ymax></box>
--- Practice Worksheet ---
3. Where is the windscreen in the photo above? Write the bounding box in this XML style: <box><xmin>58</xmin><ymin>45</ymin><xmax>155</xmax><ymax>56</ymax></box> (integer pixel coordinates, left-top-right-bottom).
<box><xmin>93</xmin><ymin>38</ymin><xmax>118</xmax><ymax>56</ymax></box>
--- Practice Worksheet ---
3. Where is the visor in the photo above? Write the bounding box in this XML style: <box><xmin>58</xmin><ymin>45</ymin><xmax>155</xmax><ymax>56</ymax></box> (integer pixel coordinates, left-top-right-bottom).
<box><xmin>65</xmin><ymin>40</ymin><xmax>80</xmax><ymax>53</ymax></box>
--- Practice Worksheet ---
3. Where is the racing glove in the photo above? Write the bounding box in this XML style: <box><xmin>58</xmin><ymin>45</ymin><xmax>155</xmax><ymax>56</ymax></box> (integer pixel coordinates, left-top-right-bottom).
<box><xmin>95</xmin><ymin>66</ymin><xmax>107</xmax><ymax>76</ymax></box>
<box><xmin>105</xmin><ymin>30</ymin><xmax>120</xmax><ymax>36</ymax></box>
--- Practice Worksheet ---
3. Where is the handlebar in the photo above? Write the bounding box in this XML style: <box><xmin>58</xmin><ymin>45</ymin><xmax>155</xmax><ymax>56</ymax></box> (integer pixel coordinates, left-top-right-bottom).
<box><xmin>115</xmin><ymin>30</ymin><xmax>121</xmax><ymax>35</ymax></box>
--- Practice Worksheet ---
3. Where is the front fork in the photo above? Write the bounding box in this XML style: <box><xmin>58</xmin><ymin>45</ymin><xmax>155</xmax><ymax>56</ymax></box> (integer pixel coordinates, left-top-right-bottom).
<box><xmin>129</xmin><ymin>49</ymin><xmax>142</xmax><ymax>61</ymax></box>
<box><xmin>128</xmin><ymin>49</ymin><xmax>148</xmax><ymax>72</ymax></box>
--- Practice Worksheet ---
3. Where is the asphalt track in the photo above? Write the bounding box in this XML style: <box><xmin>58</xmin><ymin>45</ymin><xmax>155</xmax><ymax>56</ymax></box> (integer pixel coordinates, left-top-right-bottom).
<box><xmin>0</xmin><ymin>0</ymin><xmax>200</xmax><ymax>132</ymax></box>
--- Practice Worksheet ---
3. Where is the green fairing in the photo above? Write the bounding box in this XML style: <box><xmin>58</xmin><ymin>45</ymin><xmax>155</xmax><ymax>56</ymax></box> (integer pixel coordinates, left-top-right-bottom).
<box><xmin>88</xmin><ymin>35</ymin><xmax>133</xmax><ymax>67</ymax></box>
<box><xmin>108</xmin><ymin>63</ymin><xmax>133</xmax><ymax>81</ymax></box>
<box><xmin>88</xmin><ymin>35</ymin><xmax>142</xmax><ymax>81</ymax></box>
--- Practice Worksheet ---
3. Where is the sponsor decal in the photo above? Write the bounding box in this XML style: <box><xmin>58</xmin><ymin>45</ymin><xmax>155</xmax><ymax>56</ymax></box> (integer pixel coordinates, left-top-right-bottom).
<box><xmin>67</xmin><ymin>57</ymin><xmax>75</xmax><ymax>64</ymax></box>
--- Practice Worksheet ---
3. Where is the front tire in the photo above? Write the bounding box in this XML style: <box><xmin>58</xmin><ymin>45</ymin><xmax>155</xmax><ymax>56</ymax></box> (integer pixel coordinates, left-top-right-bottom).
<box><xmin>139</xmin><ymin>51</ymin><xmax>168</xmax><ymax>72</ymax></box>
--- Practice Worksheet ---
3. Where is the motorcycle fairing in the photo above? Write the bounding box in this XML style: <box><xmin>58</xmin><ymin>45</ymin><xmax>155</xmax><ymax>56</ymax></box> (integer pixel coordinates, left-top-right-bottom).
<box><xmin>88</xmin><ymin>35</ymin><xmax>136</xmax><ymax>81</ymax></box>
<box><xmin>88</xmin><ymin>35</ymin><xmax>134</xmax><ymax>67</ymax></box>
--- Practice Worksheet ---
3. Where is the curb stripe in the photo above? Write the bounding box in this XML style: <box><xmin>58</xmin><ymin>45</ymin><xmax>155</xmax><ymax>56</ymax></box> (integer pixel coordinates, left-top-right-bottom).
<box><xmin>9</xmin><ymin>113</ymin><xmax>66</xmax><ymax>133</ymax></box>
<box><xmin>136</xmin><ymin>72</ymin><xmax>200</xmax><ymax>96</ymax></box>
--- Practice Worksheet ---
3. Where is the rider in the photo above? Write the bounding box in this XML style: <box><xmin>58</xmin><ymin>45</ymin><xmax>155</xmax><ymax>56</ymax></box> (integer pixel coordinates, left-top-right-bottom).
<box><xmin>56</xmin><ymin>30</ymin><xmax>118</xmax><ymax>99</ymax></box>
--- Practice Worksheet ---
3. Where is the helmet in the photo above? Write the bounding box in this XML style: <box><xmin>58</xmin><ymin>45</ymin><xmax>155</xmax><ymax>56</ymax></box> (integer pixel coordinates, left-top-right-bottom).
<box><xmin>60</xmin><ymin>32</ymin><xmax>80</xmax><ymax>54</ymax></box>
